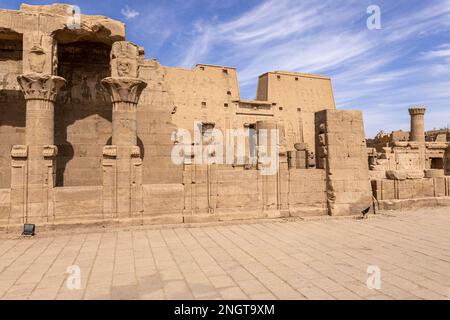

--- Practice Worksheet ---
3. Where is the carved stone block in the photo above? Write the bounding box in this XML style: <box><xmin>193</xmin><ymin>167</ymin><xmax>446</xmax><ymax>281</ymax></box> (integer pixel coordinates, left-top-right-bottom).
<box><xmin>110</xmin><ymin>41</ymin><xmax>140</xmax><ymax>78</ymax></box>
<box><xmin>131</xmin><ymin>146</ymin><xmax>141</xmax><ymax>158</ymax></box>
<box><xmin>11</xmin><ymin>145</ymin><xmax>28</xmax><ymax>158</ymax></box>
<box><xmin>103</xmin><ymin>145</ymin><xmax>117</xmax><ymax>158</ymax></box>
<box><xmin>43</xmin><ymin>145</ymin><xmax>58</xmax><ymax>158</ymax></box>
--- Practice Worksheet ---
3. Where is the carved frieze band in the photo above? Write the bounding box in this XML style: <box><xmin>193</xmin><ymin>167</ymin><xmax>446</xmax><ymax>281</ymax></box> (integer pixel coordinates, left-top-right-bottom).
<box><xmin>17</xmin><ymin>73</ymin><xmax>66</xmax><ymax>102</ymax></box>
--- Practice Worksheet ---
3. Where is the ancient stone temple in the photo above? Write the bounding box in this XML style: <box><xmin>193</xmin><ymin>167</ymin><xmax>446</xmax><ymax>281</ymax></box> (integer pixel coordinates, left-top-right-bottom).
<box><xmin>369</xmin><ymin>107</ymin><xmax>450</xmax><ymax>209</ymax></box>
<box><xmin>0</xmin><ymin>4</ymin><xmax>448</xmax><ymax>229</ymax></box>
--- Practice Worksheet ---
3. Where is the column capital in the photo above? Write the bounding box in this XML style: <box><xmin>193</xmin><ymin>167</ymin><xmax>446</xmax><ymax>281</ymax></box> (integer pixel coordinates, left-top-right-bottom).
<box><xmin>101</xmin><ymin>77</ymin><xmax>147</xmax><ymax>104</ymax></box>
<box><xmin>408</xmin><ymin>107</ymin><xmax>426</xmax><ymax>116</ymax></box>
<box><xmin>17</xmin><ymin>73</ymin><xmax>66</xmax><ymax>102</ymax></box>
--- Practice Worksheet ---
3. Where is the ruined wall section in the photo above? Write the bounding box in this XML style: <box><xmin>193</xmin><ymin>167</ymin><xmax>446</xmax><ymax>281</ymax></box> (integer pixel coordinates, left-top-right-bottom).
<box><xmin>371</xmin><ymin>177</ymin><xmax>450</xmax><ymax>209</ymax></box>
<box><xmin>316</xmin><ymin>110</ymin><xmax>372</xmax><ymax>215</ymax></box>
<box><xmin>258</xmin><ymin>72</ymin><xmax>336</xmax><ymax>155</ymax></box>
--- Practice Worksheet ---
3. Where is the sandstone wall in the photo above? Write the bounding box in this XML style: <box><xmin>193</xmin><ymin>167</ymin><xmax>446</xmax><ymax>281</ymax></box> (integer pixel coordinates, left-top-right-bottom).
<box><xmin>315</xmin><ymin>110</ymin><xmax>373</xmax><ymax>215</ymax></box>
<box><xmin>165</xmin><ymin>64</ymin><xmax>240</xmax><ymax>134</ymax></box>
<box><xmin>0</xmin><ymin>37</ymin><xmax>25</xmax><ymax>188</ymax></box>
<box><xmin>53</xmin><ymin>186</ymin><xmax>103</xmax><ymax>222</ymax></box>
<box><xmin>0</xmin><ymin>189</ymin><xmax>10</xmax><ymax>225</ymax></box>
<box><xmin>445</xmin><ymin>147</ymin><xmax>450</xmax><ymax>175</ymax></box>
<box><xmin>372</xmin><ymin>177</ymin><xmax>450</xmax><ymax>200</ymax></box>
<box><xmin>372</xmin><ymin>177</ymin><xmax>450</xmax><ymax>209</ymax></box>
<box><xmin>258</xmin><ymin>72</ymin><xmax>336</xmax><ymax>153</ymax></box>
<box><xmin>288</xmin><ymin>169</ymin><xmax>327</xmax><ymax>216</ymax></box>
<box><xmin>136</xmin><ymin>60</ymin><xmax>183</xmax><ymax>184</ymax></box>
<box><xmin>141</xmin><ymin>165</ymin><xmax>328</xmax><ymax>223</ymax></box>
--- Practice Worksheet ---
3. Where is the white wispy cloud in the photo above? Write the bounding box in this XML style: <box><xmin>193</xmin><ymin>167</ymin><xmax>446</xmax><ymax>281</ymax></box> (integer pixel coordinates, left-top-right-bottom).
<box><xmin>421</xmin><ymin>44</ymin><xmax>450</xmax><ymax>62</ymax></box>
<box><xmin>169</xmin><ymin>0</ymin><xmax>450</xmax><ymax>136</ymax></box>
<box><xmin>121</xmin><ymin>5</ymin><xmax>140</xmax><ymax>20</ymax></box>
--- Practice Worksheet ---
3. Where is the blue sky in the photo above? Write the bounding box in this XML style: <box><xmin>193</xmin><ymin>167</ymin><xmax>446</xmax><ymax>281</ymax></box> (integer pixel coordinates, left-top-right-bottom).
<box><xmin>3</xmin><ymin>0</ymin><xmax>450</xmax><ymax>137</ymax></box>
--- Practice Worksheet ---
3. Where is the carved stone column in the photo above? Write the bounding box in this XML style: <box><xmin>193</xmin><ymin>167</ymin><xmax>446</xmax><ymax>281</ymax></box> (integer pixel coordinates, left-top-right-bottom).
<box><xmin>409</xmin><ymin>107</ymin><xmax>426</xmax><ymax>142</ymax></box>
<box><xmin>101</xmin><ymin>41</ymin><xmax>147</xmax><ymax>221</ymax></box>
<box><xmin>409</xmin><ymin>107</ymin><xmax>427</xmax><ymax>170</ymax></box>
<box><xmin>12</xmin><ymin>72</ymin><xmax>65</xmax><ymax>223</ymax></box>
<box><xmin>101</xmin><ymin>77</ymin><xmax>146</xmax><ymax>148</ymax></box>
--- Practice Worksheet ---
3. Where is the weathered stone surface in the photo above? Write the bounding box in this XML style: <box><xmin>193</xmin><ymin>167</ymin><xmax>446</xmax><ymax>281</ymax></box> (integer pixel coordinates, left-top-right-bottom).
<box><xmin>445</xmin><ymin>147</ymin><xmax>450</xmax><ymax>176</ymax></box>
<box><xmin>406</xmin><ymin>170</ymin><xmax>425</xmax><ymax>180</ymax></box>
<box><xmin>0</xmin><ymin>3</ymin><xmax>448</xmax><ymax>228</ymax></box>
<box><xmin>409</xmin><ymin>107</ymin><xmax>426</xmax><ymax>142</ymax></box>
<box><xmin>17</xmin><ymin>73</ymin><xmax>65</xmax><ymax>102</ymax></box>
<box><xmin>101</xmin><ymin>77</ymin><xmax>147</xmax><ymax>105</ymax></box>
<box><xmin>386</xmin><ymin>170</ymin><xmax>407</xmax><ymax>181</ymax></box>
<box><xmin>315</xmin><ymin>110</ymin><xmax>372</xmax><ymax>216</ymax></box>
<box><xmin>424</xmin><ymin>169</ymin><xmax>444</xmax><ymax>178</ymax></box>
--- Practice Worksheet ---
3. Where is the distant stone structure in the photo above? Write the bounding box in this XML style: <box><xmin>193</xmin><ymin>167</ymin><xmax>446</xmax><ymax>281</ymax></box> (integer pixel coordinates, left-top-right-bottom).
<box><xmin>0</xmin><ymin>4</ymin><xmax>448</xmax><ymax>229</ymax></box>
<box><xmin>369</xmin><ymin>107</ymin><xmax>450</xmax><ymax>210</ymax></box>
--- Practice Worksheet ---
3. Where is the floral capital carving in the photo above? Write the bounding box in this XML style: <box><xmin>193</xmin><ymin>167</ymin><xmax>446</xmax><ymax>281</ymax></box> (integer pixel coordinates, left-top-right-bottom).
<box><xmin>101</xmin><ymin>77</ymin><xmax>147</xmax><ymax>104</ymax></box>
<box><xmin>408</xmin><ymin>107</ymin><xmax>426</xmax><ymax>116</ymax></box>
<box><xmin>17</xmin><ymin>73</ymin><xmax>66</xmax><ymax>102</ymax></box>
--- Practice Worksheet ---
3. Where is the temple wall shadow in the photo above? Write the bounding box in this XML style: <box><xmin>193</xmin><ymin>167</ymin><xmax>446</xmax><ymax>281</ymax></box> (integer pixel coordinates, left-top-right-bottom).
<box><xmin>0</xmin><ymin>36</ymin><xmax>24</xmax><ymax>189</ymax></box>
<box><xmin>55</xmin><ymin>41</ymin><xmax>112</xmax><ymax>186</ymax></box>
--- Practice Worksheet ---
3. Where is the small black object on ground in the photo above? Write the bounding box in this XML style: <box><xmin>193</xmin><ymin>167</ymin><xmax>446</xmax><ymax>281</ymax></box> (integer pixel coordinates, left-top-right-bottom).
<box><xmin>22</xmin><ymin>224</ymin><xmax>36</xmax><ymax>236</ymax></box>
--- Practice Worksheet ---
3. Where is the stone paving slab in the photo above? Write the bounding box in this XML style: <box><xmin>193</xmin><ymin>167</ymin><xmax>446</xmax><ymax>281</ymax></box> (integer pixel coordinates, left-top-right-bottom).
<box><xmin>0</xmin><ymin>207</ymin><xmax>449</xmax><ymax>300</ymax></box>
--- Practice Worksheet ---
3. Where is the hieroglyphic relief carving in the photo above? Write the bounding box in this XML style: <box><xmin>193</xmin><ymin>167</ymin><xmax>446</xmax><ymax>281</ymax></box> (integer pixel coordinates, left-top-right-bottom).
<box><xmin>28</xmin><ymin>43</ymin><xmax>46</xmax><ymax>74</ymax></box>
<box><xmin>110</xmin><ymin>41</ymin><xmax>139</xmax><ymax>78</ymax></box>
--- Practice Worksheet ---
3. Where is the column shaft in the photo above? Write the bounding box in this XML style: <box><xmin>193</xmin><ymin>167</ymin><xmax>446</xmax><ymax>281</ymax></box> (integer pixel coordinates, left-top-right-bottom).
<box><xmin>112</xmin><ymin>101</ymin><xmax>137</xmax><ymax>147</ymax></box>
<box><xmin>409</xmin><ymin>107</ymin><xmax>426</xmax><ymax>142</ymax></box>
<box><xmin>12</xmin><ymin>73</ymin><xmax>65</xmax><ymax>223</ymax></box>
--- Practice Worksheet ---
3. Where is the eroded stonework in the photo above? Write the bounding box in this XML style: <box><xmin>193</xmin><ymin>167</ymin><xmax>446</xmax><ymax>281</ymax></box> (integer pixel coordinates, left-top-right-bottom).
<box><xmin>0</xmin><ymin>3</ymin><xmax>448</xmax><ymax>229</ymax></box>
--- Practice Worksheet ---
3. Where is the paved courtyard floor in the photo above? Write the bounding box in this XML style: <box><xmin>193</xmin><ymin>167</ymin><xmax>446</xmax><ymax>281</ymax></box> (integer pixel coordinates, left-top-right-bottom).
<box><xmin>0</xmin><ymin>207</ymin><xmax>449</xmax><ymax>300</ymax></box>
